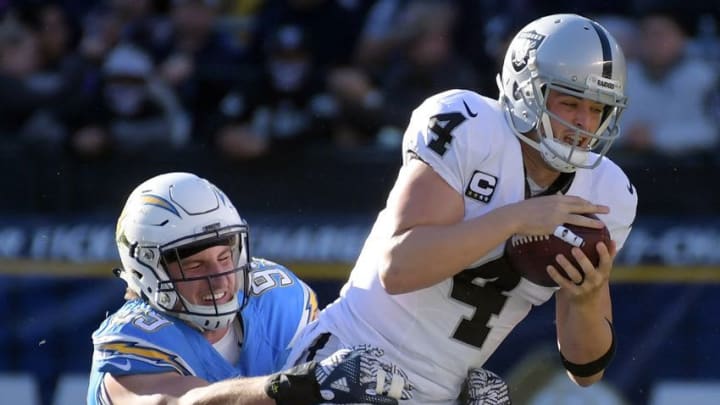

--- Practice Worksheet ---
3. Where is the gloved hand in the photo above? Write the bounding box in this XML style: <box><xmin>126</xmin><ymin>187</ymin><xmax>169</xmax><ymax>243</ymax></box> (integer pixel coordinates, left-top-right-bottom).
<box><xmin>265</xmin><ymin>345</ymin><xmax>412</xmax><ymax>404</ymax></box>
<box><xmin>464</xmin><ymin>367</ymin><xmax>511</xmax><ymax>405</ymax></box>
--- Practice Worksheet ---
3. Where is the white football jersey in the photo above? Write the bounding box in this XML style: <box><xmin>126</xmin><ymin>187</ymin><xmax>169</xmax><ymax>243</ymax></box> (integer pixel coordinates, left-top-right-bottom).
<box><xmin>288</xmin><ymin>89</ymin><xmax>638</xmax><ymax>404</ymax></box>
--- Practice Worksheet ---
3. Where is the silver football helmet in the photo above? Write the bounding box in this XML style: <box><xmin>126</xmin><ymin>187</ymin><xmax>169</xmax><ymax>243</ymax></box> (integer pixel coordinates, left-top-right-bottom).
<box><xmin>497</xmin><ymin>14</ymin><xmax>628</xmax><ymax>172</ymax></box>
<box><xmin>114</xmin><ymin>172</ymin><xmax>250</xmax><ymax>331</ymax></box>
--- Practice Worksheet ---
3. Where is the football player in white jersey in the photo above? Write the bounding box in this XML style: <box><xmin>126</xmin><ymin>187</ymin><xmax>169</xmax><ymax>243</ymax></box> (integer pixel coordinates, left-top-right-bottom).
<box><xmin>286</xmin><ymin>14</ymin><xmax>637</xmax><ymax>404</ymax></box>
<box><xmin>88</xmin><ymin>172</ymin><xmax>409</xmax><ymax>405</ymax></box>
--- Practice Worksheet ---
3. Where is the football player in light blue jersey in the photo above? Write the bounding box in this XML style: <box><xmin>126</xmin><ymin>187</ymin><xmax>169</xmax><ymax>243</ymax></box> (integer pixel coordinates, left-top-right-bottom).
<box><xmin>88</xmin><ymin>172</ymin><xmax>409</xmax><ymax>405</ymax></box>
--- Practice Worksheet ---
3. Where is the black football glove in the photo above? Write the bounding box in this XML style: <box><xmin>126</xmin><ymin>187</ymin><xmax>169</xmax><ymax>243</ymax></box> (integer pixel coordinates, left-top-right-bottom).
<box><xmin>265</xmin><ymin>345</ymin><xmax>412</xmax><ymax>405</ymax></box>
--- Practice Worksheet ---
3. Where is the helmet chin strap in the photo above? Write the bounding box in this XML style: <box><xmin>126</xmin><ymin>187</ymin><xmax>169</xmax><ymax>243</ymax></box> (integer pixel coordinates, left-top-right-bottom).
<box><xmin>538</xmin><ymin>113</ymin><xmax>587</xmax><ymax>173</ymax></box>
<box><xmin>152</xmin><ymin>285</ymin><xmax>239</xmax><ymax>331</ymax></box>
<box><xmin>499</xmin><ymin>81</ymin><xmax>587</xmax><ymax>174</ymax></box>
<box><xmin>145</xmin><ymin>288</ymin><xmax>239</xmax><ymax>331</ymax></box>
<box><xmin>540</xmin><ymin>138</ymin><xmax>586</xmax><ymax>173</ymax></box>
<box><xmin>514</xmin><ymin>129</ymin><xmax>584</xmax><ymax>174</ymax></box>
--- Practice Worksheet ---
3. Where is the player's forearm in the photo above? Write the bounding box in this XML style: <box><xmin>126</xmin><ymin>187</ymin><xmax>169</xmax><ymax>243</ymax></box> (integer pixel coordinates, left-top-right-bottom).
<box><xmin>557</xmin><ymin>286</ymin><xmax>613</xmax><ymax>359</ymax></box>
<box><xmin>379</xmin><ymin>206</ymin><xmax>519</xmax><ymax>294</ymax></box>
<box><xmin>178</xmin><ymin>377</ymin><xmax>274</xmax><ymax>405</ymax></box>
<box><xmin>558</xmin><ymin>319</ymin><xmax>611</xmax><ymax>386</ymax></box>
<box><xmin>107</xmin><ymin>373</ymin><xmax>274</xmax><ymax>405</ymax></box>
<box><xmin>556</xmin><ymin>289</ymin><xmax>614</xmax><ymax>386</ymax></box>
<box><xmin>557</xmin><ymin>314</ymin><xmax>612</xmax><ymax>362</ymax></box>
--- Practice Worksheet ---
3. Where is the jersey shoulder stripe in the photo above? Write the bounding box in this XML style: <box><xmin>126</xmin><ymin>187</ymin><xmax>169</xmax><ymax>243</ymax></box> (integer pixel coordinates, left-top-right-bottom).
<box><xmin>93</xmin><ymin>334</ymin><xmax>195</xmax><ymax>376</ymax></box>
<box><xmin>90</xmin><ymin>300</ymin><xmax>201</xmax><ymax>376</ymax></box>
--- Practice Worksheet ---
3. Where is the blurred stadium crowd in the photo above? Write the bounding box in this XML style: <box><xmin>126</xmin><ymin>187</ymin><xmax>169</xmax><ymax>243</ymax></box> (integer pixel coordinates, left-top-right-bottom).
<box><xmin>0</xmin><ymin>0</ymin><xmax>718</xmax><ymax>183</ymax></box>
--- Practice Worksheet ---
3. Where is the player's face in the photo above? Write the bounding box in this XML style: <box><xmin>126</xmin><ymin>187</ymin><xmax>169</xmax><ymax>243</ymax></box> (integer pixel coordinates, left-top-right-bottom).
<box><xmin>165</xmin><ymin>245</ymin><xmax>237</xmax><ymax>308</ymax></box>
<box><xmin>545</xmin><ymin>90</ymin><xmax>605</xmax><ymax>148</ymax></box>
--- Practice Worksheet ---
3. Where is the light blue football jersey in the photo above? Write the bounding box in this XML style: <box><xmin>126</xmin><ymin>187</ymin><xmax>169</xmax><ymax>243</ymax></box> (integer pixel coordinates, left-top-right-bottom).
<box><xmin>87</xmin><ymin>258</ymin><xmax>317</xmax><ymax>404</ymax></box>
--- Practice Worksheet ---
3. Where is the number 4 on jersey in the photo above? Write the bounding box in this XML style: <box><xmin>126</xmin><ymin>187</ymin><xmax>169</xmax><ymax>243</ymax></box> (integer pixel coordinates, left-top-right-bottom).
<box><xmin>450</xmin><ymin>258</ymin><xmax>520</xmax><ymax>349</ymax></box>
<box><xmin>427</xmin><ymin>112</ymin><xmax>466</xmax><ymax>156</ymax></box>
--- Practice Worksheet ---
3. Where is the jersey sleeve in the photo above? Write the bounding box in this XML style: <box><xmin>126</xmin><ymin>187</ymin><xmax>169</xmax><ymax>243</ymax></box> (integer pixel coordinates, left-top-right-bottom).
<box><xmin>244</xmin><ymin>259</ymin><xmax>318</xmax><ymax>373</ymax></box>
<box><xmin>401</xmin><ymin>89</ymin><xmax>490</xmax><ymax>193</ymax></box>
<box><xmin>594</xmin><ymin>159</ymin><xmax>639</xmax><ymax>250</ymax></box>
<box><xmin>90</xmin><ymin>301</ymin><xmax>197</xmax><ymax>377</ymax></box>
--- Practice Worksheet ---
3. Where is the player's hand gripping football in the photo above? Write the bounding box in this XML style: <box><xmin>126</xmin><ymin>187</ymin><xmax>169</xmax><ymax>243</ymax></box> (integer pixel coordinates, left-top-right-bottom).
<box><xmin>504</xmin><ymin>195</ymin><xmax>609</xmax><ymax>236</ymax></box>
<box><xmin>547</xmin><ymin>237</ymin><xmax>616</xmax><ymax>297</ymax></box>
<box><xmin>503</xmin><ymin>195</ymin><xmax>614</xmax><ymax>292</ymax></box>
<box><xmin>265</xmin><ymin>345</ymin><xmax>412</xmax><ymax>404</ymax></box>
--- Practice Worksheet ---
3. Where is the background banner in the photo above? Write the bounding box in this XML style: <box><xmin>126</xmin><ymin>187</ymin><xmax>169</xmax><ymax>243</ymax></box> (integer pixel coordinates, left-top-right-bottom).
<box><xmin>1</xmin><ymin>215</ymin><xmax>719</xmax><ymax>404</ymax></box>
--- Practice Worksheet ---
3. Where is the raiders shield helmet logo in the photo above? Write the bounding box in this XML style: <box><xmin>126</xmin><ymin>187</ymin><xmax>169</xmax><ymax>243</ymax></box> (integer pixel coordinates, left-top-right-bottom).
<box><xmin>510</xmin><ymin>30</ymin><xmax>546</xmax><ymax>72</ymax></box>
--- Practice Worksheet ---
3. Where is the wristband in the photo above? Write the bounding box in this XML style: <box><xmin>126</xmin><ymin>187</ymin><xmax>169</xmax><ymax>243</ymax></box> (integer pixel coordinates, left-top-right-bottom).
<box><xmin>560</xmin><ymin>318</ymin><xmax>616</xmax><ymax>378</ymax></box>
<box><xmin>264</xmin><ymin>361</ymin><xmax>322</xmax><ymax>405</ymax></box>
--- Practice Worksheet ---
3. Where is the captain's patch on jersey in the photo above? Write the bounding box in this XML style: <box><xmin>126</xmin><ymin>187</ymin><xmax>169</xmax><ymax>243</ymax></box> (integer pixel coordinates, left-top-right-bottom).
<box><xmin>465</xmin><ymin>170</ymin><xmax>498</xmax><ymax>203</ymax></box>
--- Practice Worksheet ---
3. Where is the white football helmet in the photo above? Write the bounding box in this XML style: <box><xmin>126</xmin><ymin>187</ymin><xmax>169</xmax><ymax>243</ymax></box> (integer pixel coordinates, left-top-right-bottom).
<box><xmin>497</xmin><ymin>14</ymin><xmax>628</xmax><ymax>172</ymax></box>
<box><xmin>114</xmin><ymin>172</ymin><xmax>250</xmax><ymax>331</ymax></box>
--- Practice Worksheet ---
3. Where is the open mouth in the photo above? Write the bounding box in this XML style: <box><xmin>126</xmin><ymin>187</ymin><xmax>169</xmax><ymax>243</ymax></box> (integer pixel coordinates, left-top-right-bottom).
<box><xmin>562</xmin><ymin>134</ymin><xmax>590</xmax><ymax>148</ymax></box>
<box><xmin>203</xmin><ymin>291</ymin><xmax>229</xmax><ymax>304</ymax></box>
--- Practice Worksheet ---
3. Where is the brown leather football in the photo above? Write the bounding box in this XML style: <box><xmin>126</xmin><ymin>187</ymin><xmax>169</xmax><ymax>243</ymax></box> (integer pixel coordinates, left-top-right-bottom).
<box><xmin>505</xmin><ymin>214</ymin><xmax>611</xmax><ymax>287</ymax></box>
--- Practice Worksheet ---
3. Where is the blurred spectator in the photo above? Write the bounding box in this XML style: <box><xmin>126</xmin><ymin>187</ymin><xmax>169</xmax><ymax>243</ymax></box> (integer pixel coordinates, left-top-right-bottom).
<box><xmin>351</xmin><ymin>0</ymin><xmax>409</xmax><ymax>74</ymax></box>
<box><xmin>216</xmin><ymin>0</ymin><xmax>268</xmax><ymax>51</ymax></box>
<box><xmin>687</xmin><ymin>13</ymin><xmax>720</xmax><ymax>67</ymax></box>
<box><xmin>241</xmin><ymin>0</ymin><xmax>374</xmax><ymax>151</ymax></box>
<box><xmin>352</xmin><ymin>0</ymin><xmax>548</xmax><ymax>79</ymax></box>
<box><xmin>77</xmin><ymin>3</ymin><xmax>125</xmax><ymax>66</ymax></box>
<box><xmin>327</xmin><ymin>1</ymin><xmax>480</xmax><ymax>149</ymax></box>
<box><xmin>474</xmin><ymin>12</ymin><xmax>535</xmax><ymax>98</ymax></box>
<box><xmin>220</xmin><ymin>0</ymin><xmax>267</xmax><ymax>17</ymax></box>
<box><xmin>374</xmin><ymin>1</ymin><xmax>479</xmax><ymax>145</ymax></box>
<box><xmin>147</xmin><ymin>0</ymin><xmax>258</xmax><ymax>144</ymax></box>
<box><xmin>16</xmin><ymin>2</ymin><xmax>91</xmax><ymax>137</ymax></box>
<box><xmin>617</xmin><ymin>9</ymin><xmax>720</xmax><ymax>158</ymax></box>
<box><xmin>213</xmin><ymin>24</ymin><xmax>335</xmax><ymax>159</ymax></box>
<box><xmin>593</xmin><ymin>14</ymin><xmax>641</xmax><ymax>61</ymax></box>
<box><xmin>113</xmin><ymin>0</ymin><xmax>175</xmax><ymax>58</ymax></box>
<box><xmin>325</xmin><ymin>65</ymin><xmax>383</xmax><ymax>149</ymax></box>
<box><xmin>0</xmin><ymin>13</ymin><xmax>69</xmax><ymax>145</ymax></box>
<box><xmin>252</xmin><ymin>0</ymin><xmax>371</xmax><ymax>70</ymax></box>
<box><xmin>69</xmin><ymin>43</ymin><xmax>189</xmax><ymax>158</ymax></box>
<box><xmin>18</xmin><ymin>2</ymin><xmax>78</xmax><ymax>75</ymax></box>
<box><xmin>354</xmin><ymin>0</ymin><xmax>481</xmax><ymax>72</ymax></box>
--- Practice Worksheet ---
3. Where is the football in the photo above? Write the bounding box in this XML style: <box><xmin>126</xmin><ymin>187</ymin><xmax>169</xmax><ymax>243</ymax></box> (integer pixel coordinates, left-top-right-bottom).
<box><xmin>505</xmin><ymin>214</ymin><xmax>611</xmax><ymax>287</ymax></box>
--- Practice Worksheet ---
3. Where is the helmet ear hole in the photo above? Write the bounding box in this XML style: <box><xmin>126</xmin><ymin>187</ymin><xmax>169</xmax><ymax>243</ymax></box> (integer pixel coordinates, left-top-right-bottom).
<box><xmin>511</xmin><ymin>82</ymin><xmax>521</xmax><ymax>101</ymax></box>
<box><xmin>158</xmin><ymin>292</ymin><xmax>174</xmax><ymax>308</ymax></box>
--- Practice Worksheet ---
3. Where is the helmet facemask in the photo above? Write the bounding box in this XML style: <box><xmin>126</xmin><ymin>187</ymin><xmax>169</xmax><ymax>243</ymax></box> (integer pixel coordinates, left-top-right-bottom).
<box><xmin>135</xmin><ymin>225</ymin><xmax>251</xmax><ymax>331</ymax></box>
<box><xmin>529</xmin><ymin>73</ymin><xmax>625</xmax><ymax>172</ymax></box>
